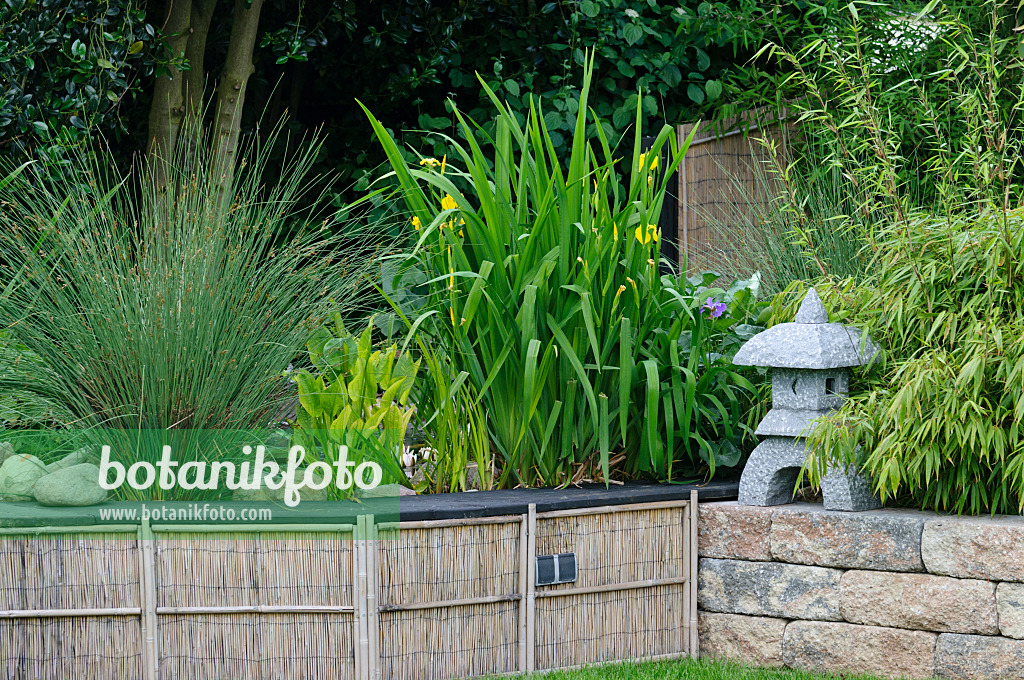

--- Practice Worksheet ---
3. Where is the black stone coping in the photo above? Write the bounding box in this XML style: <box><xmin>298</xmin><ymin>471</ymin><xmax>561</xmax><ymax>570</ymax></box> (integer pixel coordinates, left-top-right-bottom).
<box><xmin>0</xmin><ymin>481</ymin><xmax>738</xmax><ymax>528</ymax></box>
<box><xmin>392</xmin><ymin>479</ymin><xmax>738</xmax><ymax>521</ymax></box>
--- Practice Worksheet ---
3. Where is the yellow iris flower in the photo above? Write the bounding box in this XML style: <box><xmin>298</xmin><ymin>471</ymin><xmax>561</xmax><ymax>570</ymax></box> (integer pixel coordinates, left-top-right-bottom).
<box><xmin>411</xmin><ymin>216</ymin><xmax>422</xmax><ymax>230</ymax></box>
<box><xmin>638</xmin><ymin>152</ymin><xmax>658</xmax><ymax>172</ymax></box>
<box><xmin>440</xmin><ymin>193</ymin><xmax>465</xmax><ymax>236</ymax></box>
<box><xmin>634</xmin><ymin>224</ymin><xmax>659</xmax><ymax>245</ymax></box>
<box><xmin>418</xmin><ymin>155</ymin><xmax>446</xmax><ymax>174</ymax></box>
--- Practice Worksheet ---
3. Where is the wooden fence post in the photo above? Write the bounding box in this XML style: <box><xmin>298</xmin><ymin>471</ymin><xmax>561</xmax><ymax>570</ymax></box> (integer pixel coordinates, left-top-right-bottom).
<box><xmin>138</xmin><ymin>518</ymin><xmax>159</xmax><ymax>680</ymax></box>
<box><xmin>689</xmin><ymin>490</ymin><xmax>699</xmax><ymax>658</ymax></box>
<box><xmin>526</xmin><ymin>503</ymin><xmax>537</xmax><ymax>673</ymax></box>
<box><xmin>518</xmin><ymin>513</ymin><xmax>529</xmax><ymax>673</ymax></box>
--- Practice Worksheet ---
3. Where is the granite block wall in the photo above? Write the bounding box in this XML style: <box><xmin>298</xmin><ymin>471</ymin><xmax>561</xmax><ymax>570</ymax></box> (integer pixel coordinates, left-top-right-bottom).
<box><xmin>698</xmin><ymin>502</ymin><xmax>1024</xmax><ymax>680</ymax></box>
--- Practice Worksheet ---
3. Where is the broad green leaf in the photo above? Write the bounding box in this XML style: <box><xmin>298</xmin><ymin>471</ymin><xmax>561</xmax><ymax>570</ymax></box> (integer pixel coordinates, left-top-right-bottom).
<box><xmin>687</xmin><ymin>83</ymin><xmax>705</xmax><ymax>105</ymax></box>
<box><xmin>623</xmin><ymin>23</ymin><xmax>643</xmax><ymax>46</ymax></box>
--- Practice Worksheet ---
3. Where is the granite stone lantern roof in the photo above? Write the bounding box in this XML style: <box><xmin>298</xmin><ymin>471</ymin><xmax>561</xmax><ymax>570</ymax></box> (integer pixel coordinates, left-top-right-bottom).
<box><xmin>732</xmin><ymin>289</ymin><xmax>879</xmax><ymax>370</ymax></box>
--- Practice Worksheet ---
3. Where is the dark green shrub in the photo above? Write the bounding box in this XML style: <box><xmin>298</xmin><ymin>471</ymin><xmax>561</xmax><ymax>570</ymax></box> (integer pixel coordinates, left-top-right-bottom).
<box><xmin>0</xmin><ymin>0</ymin><xmax>155</xmax><ymax>167</ymax></box>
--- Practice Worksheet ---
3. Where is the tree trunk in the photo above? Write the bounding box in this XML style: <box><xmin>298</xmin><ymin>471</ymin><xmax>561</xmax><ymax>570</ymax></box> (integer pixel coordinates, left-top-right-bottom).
<box><xmin>147</xmin><ymin>0</ymin><xmax>194</xmax><ymax>182</ymax></box>
<box><xmin>183</xmin><ymin>0</ymin><xmax>217</xmax><ymax>119</ymax></box>
<box><xmin>288</xmin><ymin>61</ymin><xmax>306</xmax><ymax>120</ymax></box>
<box><xmin>211</xmin><ymin>0</ymin><xmax>266</xmax><ymax>202</ymax></box>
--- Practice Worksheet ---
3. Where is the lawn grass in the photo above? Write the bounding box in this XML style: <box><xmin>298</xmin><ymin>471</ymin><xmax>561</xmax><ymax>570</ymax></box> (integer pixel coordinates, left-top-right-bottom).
<box><xmin>505</xmin><ymin>658</ymin><xmax>888</xmax><ymax>680</ymax></box>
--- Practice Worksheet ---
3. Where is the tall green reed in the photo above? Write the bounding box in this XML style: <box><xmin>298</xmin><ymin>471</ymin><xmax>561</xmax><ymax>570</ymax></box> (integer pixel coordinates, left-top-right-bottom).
<box><xmin>365</xmin><ymin>56</ymin><xmax>759</xmax><ymax>487</ymax></box>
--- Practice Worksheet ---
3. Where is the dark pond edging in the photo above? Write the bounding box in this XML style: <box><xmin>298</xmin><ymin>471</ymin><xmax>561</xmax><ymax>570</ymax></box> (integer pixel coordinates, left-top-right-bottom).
<box><xmin>0</xmin><ymin>480</ymin><xmax>739</xmax><ymax>528</ymax></box>
<box><xmin>394</xmin><ymin>479</ymin><xmax>739</xmax><ymax>521</ymax></box>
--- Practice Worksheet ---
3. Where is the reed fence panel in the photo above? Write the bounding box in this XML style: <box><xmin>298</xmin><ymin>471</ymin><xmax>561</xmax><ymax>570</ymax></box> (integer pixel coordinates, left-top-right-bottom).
<box><xmin>0</xmin><ymin>615</ymin><xmax>144</xmax><ymax>678</ymax></box>
<box><xmin>0</xmin><ymin>526</ymin><xmax>144</xmax><ymax>678</ymax></box>
<box><xmin>532</xmin><ymin>502</ymin><xmax>694</xmax><ymax>670</ymax></box>
<box><xmin>376</xmin><ymin>516</ymin><xmax>524</xmax><ymax>680</ymax></box>
<box><xmin>153</xmin><ymin>527</ymin><xmax>357</xmax><ymax>680</ymax></box>
<box><xmin>677</xmin><ymin>113</ymin><xmax>793</xmax><ymax>273</ymax></box>
<box><xmin>0</xmin><ymin>496</ymin><xmax>698</xmax><ymax>679</ymax></box>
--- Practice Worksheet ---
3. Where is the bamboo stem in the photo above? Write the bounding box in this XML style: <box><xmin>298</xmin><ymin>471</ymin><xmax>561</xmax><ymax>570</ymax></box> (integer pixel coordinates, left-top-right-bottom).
<box><xmin>139</xmin><ymin>518</ymin><xmax>159</xmax><ymax>680</ymax></box>
<box><xmin>690</xmin><ymin>490</ymin><xmax>699</xmax><ymax>658</ymax></box>
<box><xmin>393</xmin><ymin>515</ymin><xmax>524</xmax><ymax>530</ymax></box>
<box><xmin>0</xmin><ymin>607</ymin><xmax>142</xmax><ymax>618</ymax></box>
<box><xmin>355</xmin><ymin>514</ymin><xmax>371</xmax><ymax>680</ymax></box>
<box><xmin>155</xmin><ymin>605</ymin><xmax>356</xmax><ymax>614</ymax></box>
<box><xmin>380</xmin><ymin>593</ymin><xmax>522</xmax><ymax>613</ymax></box>
<box><xmin>0</xmin><ymin>524</ymin><xmax>138</xmax><ymax>535</ymax></box>
<box><xmin>367</xmin><ymin>518</ymin><xmax>380</xmax><ymax>680</ymax></box>
<box><xmin>150</xmin><ymin>523</ymin><xmax>355</xmax><ymax>533</ymax></box>
<box><xmin>682</xmin><ymin>501</ymin><xmax>691</xmax><ymax>657</ymax></box>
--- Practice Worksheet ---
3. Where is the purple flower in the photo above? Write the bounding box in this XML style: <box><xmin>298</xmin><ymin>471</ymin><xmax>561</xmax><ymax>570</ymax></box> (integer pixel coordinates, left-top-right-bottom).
<box><xmin>702</xmin><ymin>297</ymin><xmax>727</xmax><ymax>319</ymax></box>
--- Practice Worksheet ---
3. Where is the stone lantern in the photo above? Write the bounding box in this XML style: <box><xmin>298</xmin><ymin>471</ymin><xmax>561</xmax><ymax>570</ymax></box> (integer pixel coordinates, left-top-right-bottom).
<box><xmin>732</xmin><ymin>288</ymin><xmax>881</xmax><ymax>511</ymax></box>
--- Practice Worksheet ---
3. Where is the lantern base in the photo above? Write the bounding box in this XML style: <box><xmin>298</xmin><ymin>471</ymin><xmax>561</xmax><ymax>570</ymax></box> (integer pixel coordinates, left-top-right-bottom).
<box><xmin>738</xmin><ymin>436</ymin><xmax>881</xmax><ymax>511</ymax></box>
<box><xmin>822</xmin><ymin>464</ymin><xmax>882</xmax><ymax>511</ymax></box>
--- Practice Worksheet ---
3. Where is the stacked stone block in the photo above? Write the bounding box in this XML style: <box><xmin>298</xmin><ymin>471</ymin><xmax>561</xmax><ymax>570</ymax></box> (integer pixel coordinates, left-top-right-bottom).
<box><xmin>698</xmin><ymin>502</ymin><xmax>1024</xmax><ymax>679</ymax></box>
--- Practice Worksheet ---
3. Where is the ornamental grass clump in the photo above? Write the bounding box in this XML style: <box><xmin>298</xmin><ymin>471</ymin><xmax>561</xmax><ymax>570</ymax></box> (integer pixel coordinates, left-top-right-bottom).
<box><xmin>364</xmin><ymin>56</ymin><xmax>763</xmax><ymax>488</ymax></box>
<box><xmin>0</xmin><ymin>124</ymin><xmax>386</xmax><ymax>497</ymax></box>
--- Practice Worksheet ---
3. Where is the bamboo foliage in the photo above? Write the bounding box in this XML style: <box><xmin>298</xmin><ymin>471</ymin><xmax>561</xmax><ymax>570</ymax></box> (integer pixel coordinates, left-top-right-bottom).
<box><xmin>765</xmin><ymin>2</ymin><xmax>1024</xmax><ymax>515</ymax></box>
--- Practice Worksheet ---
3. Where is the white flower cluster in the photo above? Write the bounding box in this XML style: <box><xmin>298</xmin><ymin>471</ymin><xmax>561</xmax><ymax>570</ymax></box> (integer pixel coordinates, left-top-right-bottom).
<box><xmin>402</xmin><ymin>446</ymin><xmax>436</xmax><ymax>469</ymax></box>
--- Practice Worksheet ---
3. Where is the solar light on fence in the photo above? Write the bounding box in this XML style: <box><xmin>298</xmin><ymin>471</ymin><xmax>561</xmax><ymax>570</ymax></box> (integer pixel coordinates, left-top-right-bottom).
<box><xmin>535</xmin><ymin>552</ymin><xmax>577</xmax><ymax>586</ymax></box>
<box><xmin>731</xmin><ymin>288</ymin><xmax>882</xmax><ymax>511</ymax></box>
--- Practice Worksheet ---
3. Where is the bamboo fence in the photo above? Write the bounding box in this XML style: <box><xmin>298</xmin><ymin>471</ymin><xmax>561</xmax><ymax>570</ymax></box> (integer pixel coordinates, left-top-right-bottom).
<box><xmin>676</xmin><ymin>111</ymin><xmax>795</xmax><ymax>273</ymax></box>
<box><xmin>0</xmin><ymin>494</ymin><xmax>698</xmax><ymax>679</ymax></box>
